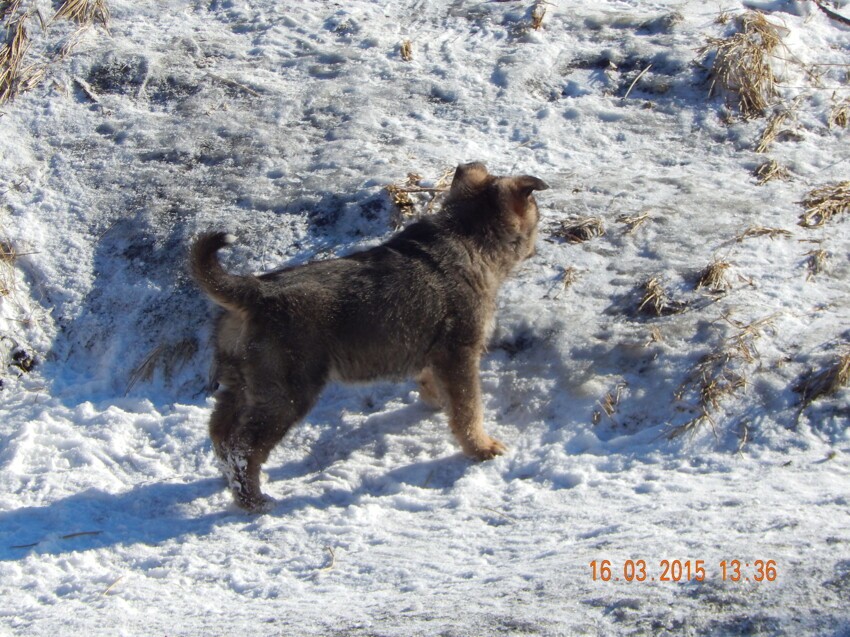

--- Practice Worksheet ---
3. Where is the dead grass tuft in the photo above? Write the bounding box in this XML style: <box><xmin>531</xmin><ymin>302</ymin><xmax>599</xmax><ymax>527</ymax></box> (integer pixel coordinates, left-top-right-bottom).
<box><xmin>531</xmin><ymin>1</ymin><xmax>547</xmax><ymax>30</ymax></box>
<box><xmin>0</xmin><ymin>0</ymin><xmax>23</xmax><ymax>21</ymax></box>
<box><xmin>715</xmin><ymin>10</ymin><xmax>732</xmax><ymax>26</ymax></box>
<box><xmin>700</xmin><ymin>11</ymin><xmax>787</xmax><ymax>118</ymax></box>
<box><xmin>616</xmin><ymin>211</ymin><xmax>650</xmax><ymax>234</ymax></box>
<box><xmin>670</xmin><ymin>314</ymin><xmax>776</xmax><ymax>439</ymax></box>
<box><xmin>592</xmin><ymin>383</ymin><xmax>627</xmax><ymax>425</ymax></box>
<box><xmin>548</xmin><ymin>265</ymin><xmax>579</xmax><ymax>299</ymax></box>
<box><xmin>795</xmin><ymin>351</ymin><xmax>850</xmax><ymax>407</ymax></box>
<box><xmin>754</xmin><ymin>105</ymin><xmax>798</xmax><ymax>153</ymax></box>
<box><xmin>799</xmin><ymin>181</ymin><xmax>850</xmax><ymax>228</ymax></box>
<box><xmin>735</xmin><ymin>225</ymin><xmax>792</xmax><ymax>242</ymax></box>
<box><xmin>0</xmin><ymin>239</ymin><xmax>16</xmax><ymax>265</ymax></box>
<box><xmin>754</xmin><ymin>158</ymin><xmax>790</xmax><ymax>184</ymax></box>
<box><xmin>724</xmin><ymin>314</ymin><xmax>775</xmax><ymax>363</ymax></box>
<box><xmin>0</xmin><ymin>15</ymin><xmax>31</xmax><ymax>104</ymax></box>
<box><xmin>638</xmin><ymin>277</ymin><xmax>686</xmax><ymax>317</ymax></box>
<box><xmin>400</xmin><ymin>39</ymin><xmax>413</xmax><ymax>62</ymax></box>
<box><xmin>126</xmin><ymin>338</ymin><xmax>198</xmax><ymax>394</ymax></box>
<box><xmin>552</xmin><ymin>216</ymin><xmax>605</xmax><ymax>244</ymax></box>
<box><xmin>830</xmin><ymin>97</ymin><xmax>849</xmax><ymax>128</ymax></box>
<box><xmin>386</xmin><ymin>169</ymin><xmax>453</xmax><ymax>228</ymax></box>
<box><xmin>0</xmin><ymin>0</ymin><xmax>109</xmax><ymax>104</ymax></box>
<box><xmin>386</xmin><ymin>183</ymin><xmax>416</xmax><ymax>225</ymax></box>
<box><xmin>54</xmin><ymin>0</ymin><xmax>109</xmax><ymax>28</ymax></box>
<box><xmin>804</xmin><ymin>248</ymin><xmax>829</xmax><ymax>280</ymax></box>
<box><xmin>0</xmin><ymin>235</ymin><xmax>36</xmax><ymax>297</ymax></box>
<box><xmin>697</xmin><ymin>259</ymin><xmax>732</xmax><ymax>293</ymax></box>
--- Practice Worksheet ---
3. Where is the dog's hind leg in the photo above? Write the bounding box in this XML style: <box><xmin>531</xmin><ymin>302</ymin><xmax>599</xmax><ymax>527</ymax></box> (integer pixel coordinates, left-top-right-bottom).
<box><xmin>218</xmin><ymin>358</ymin><xmax>327</xmax><ymax>512</ymax></box>
<box><xmin>219</xmin><ymin>393</ymin><xmax>317</xmax><ymax>512</ymax></box>
<box><xmin>430</xmin><ymin>348</ymin><xmax>506</xmax><ymax>461</ymax></box>
<box><xmin>209</xmin><ymin>386</ymin><xmax>242</xmax><ymax>461</ymax></box>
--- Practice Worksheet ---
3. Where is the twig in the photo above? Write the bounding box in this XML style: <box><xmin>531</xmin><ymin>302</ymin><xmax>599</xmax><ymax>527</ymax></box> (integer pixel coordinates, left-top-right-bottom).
<box><xmin>319</xmin><ymin>546</ymin><xmax>336</xmax><ymax>571</ymax></box>
<box><xmin>482</xmin><ymin>506</ymin><xmax>517</xmax><ymax>523</ymax></box>
<box><xmin>206</xmin><ymin>73</ymin><xmax>261</xmax><ymax>97</ymax></box>
<box><xmin>624</xmin><ymin>64</ymin><xmax>652</xmax><ymax>100</ymax></box>
<box><xmin>102</xmin><ymin>575</ymin><xmax>124</xmax><ymax>596</ymax></box>
<box><xmin>73</xmin><ymin>75</ymin><xmax>99</xmax><ymax>103</ymax></box>
<box><xmin>11</xmin><ymin>530</ymin><xmax>102</xmax><ymax>549</ymax></box>
<box><xmin>389</xmin><ymin>185</ymin><xmax>448</xmax><ymax>194</ymax></box>
<box><xmin>61</xmin><ymin>530</ymin><xmax>102</xmax><ymax>540</ymax></box>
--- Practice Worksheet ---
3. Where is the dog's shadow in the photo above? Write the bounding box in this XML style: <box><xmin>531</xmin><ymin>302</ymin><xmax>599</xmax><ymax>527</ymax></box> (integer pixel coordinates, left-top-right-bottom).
<box><xmin>267</xmin><ymin>398</ymin><xmax>473</xmax><ymax>500</ymax></box>
<box><xmin>0</xmin><ymin>434</ymin><xmax>470</xmax><ymax>564</ymax></box>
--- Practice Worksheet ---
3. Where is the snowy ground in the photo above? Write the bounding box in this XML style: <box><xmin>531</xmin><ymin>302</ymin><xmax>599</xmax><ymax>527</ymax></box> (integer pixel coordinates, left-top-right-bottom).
<box><xmin>1</xmin><ymin>0</ymin><xmax>849</xmax><ymax>634</ymax></box>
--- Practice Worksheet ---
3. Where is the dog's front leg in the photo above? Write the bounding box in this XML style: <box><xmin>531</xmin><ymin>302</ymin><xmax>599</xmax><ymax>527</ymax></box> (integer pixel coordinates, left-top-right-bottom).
<box><xmin>432</xmin><ymin>348</ymin><xmax>506</xmax><ymax>460</ymax></box>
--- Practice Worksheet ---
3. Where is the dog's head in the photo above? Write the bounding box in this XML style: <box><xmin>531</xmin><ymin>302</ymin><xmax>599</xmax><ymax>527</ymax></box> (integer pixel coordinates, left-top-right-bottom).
<box><xmin>445</xmin><ymin>162</ymin><xmax>549</xmax><ymax>262</ymax></box>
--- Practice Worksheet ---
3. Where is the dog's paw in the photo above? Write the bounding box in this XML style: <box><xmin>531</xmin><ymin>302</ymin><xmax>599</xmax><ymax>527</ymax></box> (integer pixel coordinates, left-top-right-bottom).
<box><xmin>467</xmin><ymin>436</ymin><xmax>507</xmax><ymax>461</ymax></box>
<box><xmin>234</xmin><ymin>491</ymin><xmax>275</xmax><ymax>514</ymax></box>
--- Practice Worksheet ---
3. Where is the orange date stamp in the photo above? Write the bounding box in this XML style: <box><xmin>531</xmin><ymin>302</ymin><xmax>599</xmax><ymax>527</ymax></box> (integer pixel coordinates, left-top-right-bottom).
<box><xmin>589</xmin><ymin>559</ymin><xmax>778</xmax><ymax>583</ymax></box>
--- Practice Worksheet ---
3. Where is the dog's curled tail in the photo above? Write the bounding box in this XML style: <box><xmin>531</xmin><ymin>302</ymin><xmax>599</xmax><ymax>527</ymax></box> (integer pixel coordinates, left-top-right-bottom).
<box><xmin>190</xmin><ymin>231</ymin><xmax>260</xmax><ymax>315</ymax></box>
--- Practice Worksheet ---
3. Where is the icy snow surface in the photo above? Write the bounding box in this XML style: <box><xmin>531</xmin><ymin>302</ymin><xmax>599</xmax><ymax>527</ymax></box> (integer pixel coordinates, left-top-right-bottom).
<box><xmin>1</xmin><ymin>0</ymin><xmax>849</xmax><ymax>635</ymax></box>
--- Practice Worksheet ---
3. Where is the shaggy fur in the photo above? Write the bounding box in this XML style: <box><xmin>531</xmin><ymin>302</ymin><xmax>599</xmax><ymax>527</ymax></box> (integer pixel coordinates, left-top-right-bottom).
<box><xmin>191</xmin><ymin>162</ymin><xmax>548</xmax><ymax>511</ymax></box>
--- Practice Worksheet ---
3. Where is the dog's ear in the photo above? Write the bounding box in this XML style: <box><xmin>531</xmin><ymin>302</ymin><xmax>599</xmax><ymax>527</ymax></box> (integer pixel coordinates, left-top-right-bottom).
<box><xmin>450</xmin><ymin>162</ymin><xmax>490</xmax><ymax>194</ymax></box>
<box><xmin>511</xmin><ymin>175</ymin><xmax>549</xmax><ymax>198</ymax></box>
<box><xmin>498</xmin><ymin>175</ymin><xmax>549</xmax><ymax>220</ymax></box>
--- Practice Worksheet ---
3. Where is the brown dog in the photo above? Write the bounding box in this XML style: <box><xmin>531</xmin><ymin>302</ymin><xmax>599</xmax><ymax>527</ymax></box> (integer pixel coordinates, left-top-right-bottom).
<box><xmin>191</xmin><ymin>162</ymin><xmax>548</xmax><ymax>511</ymax></box>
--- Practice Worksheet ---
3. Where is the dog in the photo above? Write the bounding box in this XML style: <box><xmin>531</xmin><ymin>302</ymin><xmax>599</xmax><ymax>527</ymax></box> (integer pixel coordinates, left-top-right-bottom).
<box><xmin>190</xmin><ymin>162</ymin><xmax>548</xmax><ymax>511</ymax></box>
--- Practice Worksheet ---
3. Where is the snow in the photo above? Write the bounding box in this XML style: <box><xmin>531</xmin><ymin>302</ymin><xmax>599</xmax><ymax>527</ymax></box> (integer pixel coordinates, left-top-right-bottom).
<box><xmin>1</xmin><ymin>0</ymin><xmax>849</xmax><ymax>634</ymax></box>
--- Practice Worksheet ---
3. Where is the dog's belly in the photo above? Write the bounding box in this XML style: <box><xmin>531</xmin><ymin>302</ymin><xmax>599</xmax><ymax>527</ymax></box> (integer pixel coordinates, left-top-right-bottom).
<box><xmin>327</xmin><ymin>338</ymin><xmax>429</xmax><ymax>383</ymax></box>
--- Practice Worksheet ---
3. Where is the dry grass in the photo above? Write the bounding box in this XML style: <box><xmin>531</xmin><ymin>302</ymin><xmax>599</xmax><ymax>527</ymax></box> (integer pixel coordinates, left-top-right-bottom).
<box><xmin>54</xmin><ymin>0</ymin><xmax>109</xmax><ymax>28</ymax></box>
<box><xmin>638</xmin><ymin>277</ymin><xmax>685</xmax><ymax>316</ymax></box>
<box><xmin>830</xmin><ymin>97</ymin><xmax>849</xmax><ymax>128</ymax></box>
<box><xmin>0</xmin><ymin>222</ymin><xmax>38</xmax><ymax>330</ymax></box>
<box><xmin>715</xmin><ymin>9</ymin><xmax>732</xmax><ymax>25</ymax></box>
<box><xmin>799</xmin><ymin>181</ymin><xmax>850</xmax><ymax>228</ymax></box>
<box><xmin>697</xmin><ymin>259</ymin><xmax>731</xmax><ymax>293</ymax></box>
<box><xmin>548</xmin><ymin>265</ymin><xmax>579</xmax><ymax>299</ymax></box>
<box><xmin>0</xmin><ymin>0</ymin><xmax>109</xmax><ymax>104</ymax></box>
<box><xmin>0</xmin><ymin>237</ymin><xmax>34</xmax><ymax>297</ymax></box>
<box><xmin>616</xmin><ymin>211</ymin><xmax>650</xmax><ymax>234</ymax></box>
<box><xmin>592</xmin><ymin>383</ymin><xmax>627</xmax><ymax>425</ymax></box>
<box><xmin>670</xmin><ymin>314</ymin><xmax>776</xmax><ymax>439</ymax></box>
<box><xmin>400</xmin><ymin>39</ymin><xmax>413</xmax><ymax>62</ymax></box>
<box><xmin>639</xmin><ymin>277</ymin><xmax>667</xmax><ymax>316</ymax></box>
<box><xmin>552</xmin><ymin>216</ymin><xmax>605</xmax><ymax>244</ymax></box>
<box><xmin>724</xmin><ymin>314</ymin><xmax>776</xmax><ymax>363</ymax></box>
<box><xmin>386</xmin><ymin>183</ymin><xmax>416</xmax><ymax>226</ymax></box>
<box><xmin>531</xmin><ymin>1</ymin><xmax>547</xmax><ymax>30</ymax></box>
<box><xmin>647</xmin><ymin>326</ymin><xmax>663</xmax><ymax>345</ymax></box>
<box><xmin>386</xmin><ymin>169</ymin><xmax>453</xmax><ymax>228</ymax></box>
<box><xmin>803</xmin><ymin>248</ymin><xmax>829</xmax><ymax>280</ymax></box>
<box><xmin>126</xmin><ymin>338</ymin><xmax>198</xmax><ymax>394</ymax></box>
<box><xmin>0</xmin><ymin>239</ymin><xmax>16</xmax><ymax>266</ymax></box>
<box><xmin>700</xmin><ymin>11</ymin><xmax>787</xmax><ymax>118</ymax></box>
<box><xmin>795</xmin><ymin>351</ymin><xmax>850</xmax><ymax>407</ymax></box>
<box><xmin>735</xmin><ymin>225</ymin><xmax>792</xmax><ymax>242</ymax></box>
<box><xmin>754</xmin><ymin>106</ymin><xmax>797</xmax><ymax>153</ymax></box>
<box><xmin>0</xmin><ymin>0</ymin><xmax>24</xmax><ymax>21</ymax></box>
<box><xmin>0</xmin><ymin>16</ymin><xmax>30</xmax><ymax>104</ymax></box>
<box><xmin>699</xmin><ymin>355</ymin><xmax>747</xmax><ymax>412</ymax></box>
<box><xmin>754</xmin><ymin>159</ymin><xmax>790</xmax><ymax>184</ymax></box>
